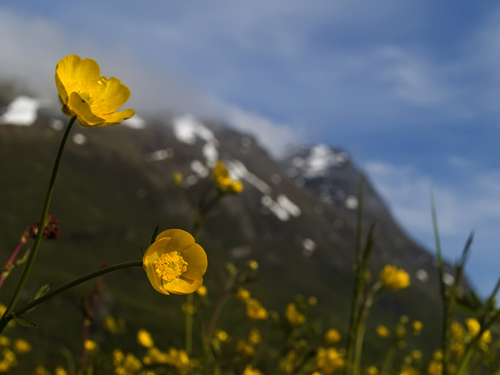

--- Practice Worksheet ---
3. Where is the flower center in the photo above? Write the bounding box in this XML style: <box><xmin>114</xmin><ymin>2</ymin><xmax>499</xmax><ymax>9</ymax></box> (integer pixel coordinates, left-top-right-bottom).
<box><xmin>154</xmin><ymin>251</ymin><xmax>188</xmax><ymax>282</ymax></box>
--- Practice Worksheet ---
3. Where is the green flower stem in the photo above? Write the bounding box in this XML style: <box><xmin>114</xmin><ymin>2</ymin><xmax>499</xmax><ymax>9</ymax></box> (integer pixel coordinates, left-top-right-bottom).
<box><xmin>430</xmin><ymin>190</ymin><xmax>451</xmax><ymax>374</ymax></box>
<box><xmin>186</xmin><ymin>190</ymin><xmax>223</xmax><ymax>355</ymax></box>
<box><xmin>345</xmin><ymin>176</ymin><xmax>365</xmax><ymax>375</ymax></box>
<box><xmin>3</xmin><ymin>116</ymin><xmax>76</xmax><ymax>320</ymax></box>
<box><xmin>186</xmin><ymin>293</ymin><xmax>195</xmax><ymax>354</ymax></box>
<box><xmin>353</xmin><ymin>282</ymin><xmax>382</xmax><ymax>373</ymax></box>
<box><xmin>380</xmin><ymin>344</ymin><xmax>397</xmax><ymax>375</ymax></box>
<box><xmin>0</xmin><ymin>260</ymin><xmax>142</xmax><ymax>332</ymax></box>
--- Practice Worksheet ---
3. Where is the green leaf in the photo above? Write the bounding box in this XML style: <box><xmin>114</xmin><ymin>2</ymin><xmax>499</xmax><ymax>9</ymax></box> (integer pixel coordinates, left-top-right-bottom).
<box><xmin>30</xmin><ymin>283</ymin><xmax>51</xmax><ymax>303</ymax></box>
<box><xmin>150</xmin><ymin>226</ymin><xmax>159</xmax><ymax>244</ymax></box>
<box><xmin>24</xmin><ymin>283</ymin><xmax>52</xmax><ymax>313</ymax></box>
<box><xmin>13</xmin><ymin>314</ymin><xmax>38</xmax><ymax>328</ymax></box>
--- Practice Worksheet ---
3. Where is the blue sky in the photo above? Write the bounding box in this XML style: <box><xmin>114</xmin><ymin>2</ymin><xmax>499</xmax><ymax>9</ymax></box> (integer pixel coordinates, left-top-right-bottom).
<box><xmin>2</xmin><ymin>0</ymin><xmax>500</xmax><ymax>296</ymax></box>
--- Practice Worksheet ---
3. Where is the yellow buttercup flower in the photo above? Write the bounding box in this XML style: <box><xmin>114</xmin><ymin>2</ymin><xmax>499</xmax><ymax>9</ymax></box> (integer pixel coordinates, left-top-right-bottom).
<box><xmin>213</xmin><ymin>160</ymin><xmax>244</xmax><ymax>194</ymax></box>
<box><xmin>84</xmin><ymin>339</ymin><xmax>97</xmax><ymax>352</ymax></box>
<box><xmin>285</xmin><ymin>303</ymin><xmax>305</xmax><ymax>326</ymax></box>
<box><xmin>316</xmin><ymin>347</ymin><xmax>345</xmax><ymax>374</ymax></box>
<box><xmin>104</xmin><ymin>315</ymin><xmax>120</xmax><ymax>334</ymax></box>
<box><xmin>412</xmin><ymin>320</ymin><xmax>423</xmax><ymax>334</ymax></box>
<box><xmin>247</xmin><ymin>260</ymin><xmax>259</xmax><ymax>270</ymax></box>
<box><xmin>237</xmin><ymin>339</ymin><xmax>256</xmax><ymax>357</ymax></box>
<box><xmin>237</xmin><ymin>287</ymin><xmax>251</xmax><ymax>302</ymax></box>
<box><xmin>196</xmin><ymin>285</ymin><xmax>208</xmax><ymax>297</ymax></box>
<box><xmin>376</xmin><ymin>325</ymin><xmax>390</xmax><ymax>338</ymax></box>
<box><xmin>55</xmin><ymin>55</ymin><xmax>135</xmax><ymax>127</ymax></box>
<box><xmin>246</xmin><ymin>298</ymin><xmax>268</xmax><ymax>320</ymax></box>
<box><xmin>143</xmin><ymin>229</ymin><xmax>207</xmax><ymax>295</ymax></box>
<box><xmin>242</xmin><ymin>364</ymin><xmax>263</xmax><ymax>375</ymax></box>
<box><xmin>215</xmin><ymin>329</ymin><xmax>230</xmax><ymax>343</ymax></box>
<box><xmin>466</xmin><ymin>318</ymin><xmax>480</xmax><ymax>337</ymax></box>
<box><xmin>248</xmin><ymin>328</ymin><xmax>262</xmax><ymax>345</ymax></box>
<box><xmin>13</xmin><ymin>339</ymin><xmax>31</xmax><ymax>354</ymax></box>
<box><xmin>137</xmin><ymin>329</ymin><xmax>154</xmax><ymax>348</ymax></box>
<box><xmin>379</xmin><ymin>265</ymin><xmax>410</xmax><ymax>290</ymax></box>
<box><xmin>323</xmin><ymin>329</ymin><xmax>341</xmax><ymax>345</ymax></box>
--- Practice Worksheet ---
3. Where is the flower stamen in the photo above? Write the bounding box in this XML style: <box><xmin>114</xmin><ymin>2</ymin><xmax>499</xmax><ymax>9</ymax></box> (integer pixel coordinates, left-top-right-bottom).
<box><xmin>154</xmin><ymin>251</ymin><xmax>188</xmax><ymax>283</ymax></box>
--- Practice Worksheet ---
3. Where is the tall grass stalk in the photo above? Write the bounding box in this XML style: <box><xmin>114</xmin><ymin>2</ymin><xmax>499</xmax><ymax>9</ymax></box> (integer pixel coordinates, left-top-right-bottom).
<box><xmin>0</xmin><ymin>116</ymin><xmax>76</xmax><ymax>333</ymax></box>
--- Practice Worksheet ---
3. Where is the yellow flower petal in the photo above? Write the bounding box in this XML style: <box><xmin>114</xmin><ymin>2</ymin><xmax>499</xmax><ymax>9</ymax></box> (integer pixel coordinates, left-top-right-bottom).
<box><xmin>55</xmin><ymin>55</ymin><xmax>134</xmax><ymax>127</ymax></box>
<box><xmin>156</xmin><ymin>229</ymin><xmax>195</xmax><ymax>251</ymax></box>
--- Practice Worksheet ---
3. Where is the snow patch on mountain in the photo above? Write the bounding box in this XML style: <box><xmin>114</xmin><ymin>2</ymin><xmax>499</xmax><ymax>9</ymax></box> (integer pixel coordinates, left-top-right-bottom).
<box><xmin>302</xmin><ymin>238</ymin><xmax>316</xmax><ymax>256</ymax></box>
<box><xmin>261</xmin><ymin>194</ymin><xmax>301</xmax><ymax>221</ymax></box>
<box><xmin>226</xmin><ymin>159</ymin><xmax>272</xmax><ymax>195</ymax></box>
<box><xmin>173</xmin><ymin>115</ymin><xmax>219</xmax><ymax>167</ymax></box>
<box><xmin>277</xmin><ymin>194</ymin><xmax>301</xmax><ymax>217</ymax></box>
<box><xmin>144</xmin><ymin>148</ymin><xmax>174</xmax><ymax>162</ymax></box>
<box><xmin>191</xmin><ymin>160</ymin><xmax>209</xmax><ymax>178</ymax></box>
<box><xmin>289</xmin><ymin>145</ymin><xmax>348</xmax><ymax>179</ymax></box>
<box><xmin>1</xmin><ymin>96</ymin><xmax>40</xmax><ymax>126</ymax></box>
<box><xmin>124</xmin><ymin>115</ymin><xmax>146</xmax><ymax>129</ymax></box>
<box><xmin>72</xmin><ymin>133</ymin><xmax>87</xmax><ymax>145</ymax></box>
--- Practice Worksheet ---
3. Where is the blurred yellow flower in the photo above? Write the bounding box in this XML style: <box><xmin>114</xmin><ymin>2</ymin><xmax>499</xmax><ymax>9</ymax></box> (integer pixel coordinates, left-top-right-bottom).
<box><xmin>367</xmin><ymin>366</ymin><xmax>379</xmax><ymax>375</ymax></box>
<box><xmin>237</xmin><ymin>339</ymin><xmax>256</xmax><ymax>357</ymax></box>
<box><xmin>399</xmin><ymin>367</ymin><xmax>419</xmax><ymax>375</ymax></box>
<box><xmin>55</xmin><ymin>367</ymin><xmax>68</xmax><ymax>375</ymax></box>
<box><xmin>104</xmin><ymin>315</ymin><xmax>120</xmax><ymax>334</ymax></box>
<box><xmin>182</xmin><ymin>303</ymin><xmax>197</xmax><ymax>314</ymax></box>
<box><xmin>215</xmin><ymin>329</ymin><xmax>230</xmax><ymax>343</ymax></box>
<box><xmin>466</xmin><ymin>318</ymin><xmax>480</xmax><ymax>337</ymax></box>
<box><xmin>376</xmin><ymin>325</ymin><xmax>390</xmax><ymax>338</ymax></box>
<box><xmin>137</xmin><ymin>329</ymin><xmax>154</xmax><ymax>348</ymax></box>
<box><xmin>247</xmin><ymin>259</ymin><xmax>259</xmax><ymax>270</ymax></box>
<box><xmin>172</xmin><ymin>172</ymin><xmax>184</xmax><ymax>186</ymax></box>
<box><xmin>122</xmin><ymin>353</ymin><xmax>142</xmax><ymax>373</ymax></box>
<box><xmin>213</xmin><ymin>160</ymin><xmax>244</xmax><ymax>194</ymax></box>
<box><xmin>285</xmin><ymin>303</ymin><xmax>305</xmax><ymax>326</ymax></box>
<box><xmin>237</xmin><ymin>287</ymin><xmax>251</xmax><ymax>302</ymax></box>
<box><xmin>428</xmin><ymin>360</ymin><xmax>443</xmax><ymax>375</ymax></box>
<box><xmin>143</xmin><ymin>229</ymin><xmax>207</xmax><ymax>295</ymax></box>
<box><xmin>246</xmin><ymin>298</ymin><xmax>268</xmax><ymax>320</ymax></box>
<box><xmin>411</xmin><ymin>350</ymin><xmax>422</xmax><ymax>360</ymax></box>
<box><xmin>36</xmin><ymin>365</ymin><xmax>51</xmax><ymax>375</ymax></box>
<box><xmin>451</xmin><ymin>321</ymin><xmax>464</xmax><ymax>340</ymax></box>
<box><xmin>0</xmin><ymin>336</ymin><xmax>10</xmax><ymax>346</ymax></box>
<box><xmin>196</xmin><ymin>285</ymin><xmax>208</xmax><ymax>297</ymax></box>
<box><xmin>13</xmin><ymin>339</ymin><xmax>31</xmax><ymax>354</ymax></box>
<box><xmin>55</xmin><ymin>55</ymin><xmax>135</xmax><ymax>127</ymax></box>
<box><xmin>412</xmin><ymin>320</ymin><xmax>423</xmax><ymax>334</ymax></box>
<box><xmin>242</xmin><ymin>364</ymin><xmax>263</xmax><ymax>375</ymax></box>
<box><xmin>248</xmin><ymin>328</ymin><xmax>262</xmax><ymax>345</ymax></box>
<box><xmin>379</xmin><ymin>265</ymin><xmax>410</xmax><ymax>290</ymax></box>
<box><xmin>84</xmin><ymin>339</ymin><xmax>97</xmax><ymax>352</ymax></box>
<box><xmin>316</xmin><ymin>347</ymin><xmax>345</xmax><ymax>374</ymax></box>
<box><xmin>480</xmin><ymin>330</ymin><xmax>492</xmax><ymax>349</ymax></box>
<box><xmin>323</xmin><ymin>329</ymin><xmax>341</xmax><ymax>345</ymax></box>
<box><xmin>308</xmin><ymin>296</ymin><xmax>318</xmax><ymax>306</ymax></box>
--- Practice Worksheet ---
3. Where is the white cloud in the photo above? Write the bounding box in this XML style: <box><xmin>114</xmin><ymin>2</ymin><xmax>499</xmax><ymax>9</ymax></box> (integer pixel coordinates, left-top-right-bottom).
<box><xmin>224</xmin><ymin>106</ymin><xmax>301</xmax><ymax>156</ymax></box>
